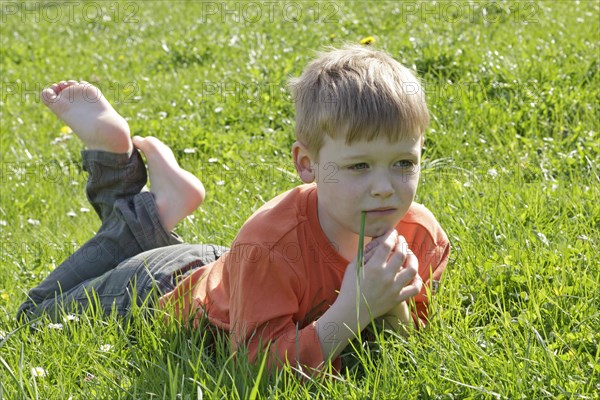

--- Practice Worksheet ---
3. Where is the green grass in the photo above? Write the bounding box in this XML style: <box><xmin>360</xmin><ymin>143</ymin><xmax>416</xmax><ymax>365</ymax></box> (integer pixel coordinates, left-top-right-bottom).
<box><xmin>1</xmin><ymin>0</ymin><xmax>599</xmax><ymax>398</ymax></box>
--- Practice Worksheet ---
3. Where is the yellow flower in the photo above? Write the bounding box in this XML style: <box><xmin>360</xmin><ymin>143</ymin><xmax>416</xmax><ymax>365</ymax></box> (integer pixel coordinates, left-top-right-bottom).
<box><xmin>360</xmin><ymin>36</ymin><xmax>375</xmax><ymax>45</ymax></box>
<box><xmin>60</xmin><ymin>125</ymin><xmax>73</xmax><ymax>135</ymax></box>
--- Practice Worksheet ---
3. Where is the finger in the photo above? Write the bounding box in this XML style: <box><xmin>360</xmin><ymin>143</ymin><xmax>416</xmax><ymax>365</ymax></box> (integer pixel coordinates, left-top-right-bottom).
<box><xmin>365</xmin><ymin>230</ymin><xmax>403</xmax><ymax>265</ymax></box>
<box><xmin>415</xmin><ymin>274</ymin><xmax>423</xmax><ymax>292</ymax></box>
<box><xmin>384</xmin><ymin>237</ymin><xmax>411</xmax><ymax>273</ymax></box>
<box><xmin>364</xmin><ymin>229</ymin><xmax>394</xmax><ymax>254</ymax></box>
<box><xmin>363</xmin><ymin>237</ymin><xmax>383</xmax><ymax>263</ymax></box>
<box><xmin>406</xmin><ymin>273</ymin><xmax>423</xmax><ymax>292</ymax></box>
<box><xmin>393</xmin><ymin>264</ymin><xmax>417</xmax><ymax>289</ymax></box>
<box><xmin>396</xmin><ymin>235</ymin><xmax>410</xmax><ymax>261</ymax></box>
<box><xmin>397</xmin><ymin>282</ymin><xmax>421</xmax><ymax>303</ymax></box>
<box><xmin>403</xmin><ymin>249</ymin><xmax>418</xmax><ymax>272</ymax></box>
<box><xmin>363</xmin><ymin>239</ymin><xmax>384</xmax><ymax>264</ymax></box>
<box><xmin>397</xmin><ymin>275</ymin><xmax>423</xmax><ymax>303</ymax></box>
<box><xmin>393</xmin><ymin>252</ymin><xmax>419</xmax><ymax>286</ymax></box>
<box><xmin>363</xmin><ymin>245</ymin><xmax>376</xmax><ymax>264</ymax></box>
<box><xmin>365</xmin><ymin>230</ymin><xmax>398</xmax><ymax>269</ymax></box>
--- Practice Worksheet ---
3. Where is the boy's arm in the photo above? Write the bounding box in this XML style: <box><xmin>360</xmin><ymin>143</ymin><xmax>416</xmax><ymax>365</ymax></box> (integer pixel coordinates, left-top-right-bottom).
<box><xmin>227</xmin><ymin>230</ymin><xmax>429</xmax><ymax>370</ymax></box>
<box><xmin>378</xmin><ymin>300</ymin><xmax>412</xmax><ymax>336</ymax></box>
<box><xmin>227</xmin><ymin>244</ymin><xmax>331</xmax><ymax>371</ymax></box>
<box><xmin>315</xmin><ymin>231</ymin><xmax>422</xmax><ymax>361</ymax></box>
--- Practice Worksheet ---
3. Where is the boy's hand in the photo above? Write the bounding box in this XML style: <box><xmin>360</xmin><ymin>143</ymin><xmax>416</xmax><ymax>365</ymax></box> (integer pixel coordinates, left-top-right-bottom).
<box><xmin>316</xmin><ymin>230</ymin><xmax>422</xmax><ymax>360</ymax></box>
<box><xmin>380</xmin><ymin>301</ymin><xmax>412</xmax><ymax>337</ymax></box>
<box><xmin>338</xmin><ymin>229</ymin><xmax>422</xmax><ymax>327</ymax></box>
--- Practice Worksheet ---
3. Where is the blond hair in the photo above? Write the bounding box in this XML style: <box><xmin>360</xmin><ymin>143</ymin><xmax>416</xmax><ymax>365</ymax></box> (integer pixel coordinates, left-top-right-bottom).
<box><xmin>288</xmin><ymin>45</ymin><xmax>429</xmax><ymax>156</ymax></box>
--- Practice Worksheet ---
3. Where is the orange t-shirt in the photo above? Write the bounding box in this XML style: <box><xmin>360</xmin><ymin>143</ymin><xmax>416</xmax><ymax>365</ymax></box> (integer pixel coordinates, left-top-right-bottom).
<box><xmin>159</xmin><ymin>184</ymin><xmax>450</xmax><ymax>371</ymax></box>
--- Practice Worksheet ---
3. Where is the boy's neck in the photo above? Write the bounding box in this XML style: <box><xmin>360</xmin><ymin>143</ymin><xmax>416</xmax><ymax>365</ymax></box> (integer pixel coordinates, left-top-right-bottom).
<box><xmin>317</xmin><ymin>202</ymin><xmax>371</xmax><ymax>261</ymax></box>
<box><xmin>334</xmin><ymin>233</ymin><xmax>372</xmax><ymax>262</ymax></box>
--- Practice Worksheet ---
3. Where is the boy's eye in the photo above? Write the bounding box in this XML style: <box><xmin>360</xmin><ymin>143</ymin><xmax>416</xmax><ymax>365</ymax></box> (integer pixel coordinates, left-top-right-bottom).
<box><xmin>348</xmin><ymin>162</ymin><xmax>369</xmax><ymax>170</ymax></box>
<box><xmin>395</xmin><ymin>160</ymin><xmax>416</xmax><ymax>169</ymax></box>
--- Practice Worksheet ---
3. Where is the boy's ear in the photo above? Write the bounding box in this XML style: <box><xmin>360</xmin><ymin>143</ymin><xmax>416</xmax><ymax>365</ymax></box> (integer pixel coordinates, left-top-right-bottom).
<box><xmin>292</xmin><ymin>141</ymin><xmax>316</xmax><ymax>183</ymax></box>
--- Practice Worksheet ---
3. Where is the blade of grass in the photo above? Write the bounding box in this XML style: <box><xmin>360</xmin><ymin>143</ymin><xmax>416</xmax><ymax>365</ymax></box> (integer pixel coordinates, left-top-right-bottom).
<box><xmin>249</xmin><ymin>343</ymin><xmax>270</xmax><ymax>400</ymax></box>
<box><xmin>355</xmin><ymin>211</ymin><xmax>367</xmax><ymax>342</ymax></box>
<box><xmin>357</xmin><ymin>211</ymin><xmax>367</xmax><ymax>273</ymax></box>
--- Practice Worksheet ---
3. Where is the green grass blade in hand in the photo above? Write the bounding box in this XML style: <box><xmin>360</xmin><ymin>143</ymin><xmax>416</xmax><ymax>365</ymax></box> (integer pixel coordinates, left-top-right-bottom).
<box><xmin>357</xmin><ymin>210</ymin><xmax>366</xmax><ymax>273</ymax></box>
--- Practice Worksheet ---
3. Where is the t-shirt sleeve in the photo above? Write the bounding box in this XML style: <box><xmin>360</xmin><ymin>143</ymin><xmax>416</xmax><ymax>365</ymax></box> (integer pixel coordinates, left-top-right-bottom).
<box><xmin>411</xmin><ymin>229</ymin><xmax>450</xmax><ymax>327</ymax></box>
<box><xmin>228</xmin><ymin>243</ymin><xmax>325</xmax><ymax>371</ymax></box>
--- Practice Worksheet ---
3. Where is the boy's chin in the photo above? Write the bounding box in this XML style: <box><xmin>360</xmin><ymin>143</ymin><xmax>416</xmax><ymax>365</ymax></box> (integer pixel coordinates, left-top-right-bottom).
<box><xmin>363</xmin><ymin>225</ymin><xmax>397</xmax><ymax>239</ymax></box>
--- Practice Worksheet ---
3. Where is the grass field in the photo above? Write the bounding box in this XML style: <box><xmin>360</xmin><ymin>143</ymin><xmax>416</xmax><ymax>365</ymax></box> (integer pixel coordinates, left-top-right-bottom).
<box><xmin>1</xmin><ymin>1</ymin><xmax>599</xmax><ymax>398</ymax></box>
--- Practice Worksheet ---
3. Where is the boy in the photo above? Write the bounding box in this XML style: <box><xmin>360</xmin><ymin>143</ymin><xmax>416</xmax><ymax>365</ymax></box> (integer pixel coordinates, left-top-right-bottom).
<box><xmin>17</xmin><ymin>45</ymin><xmax>449</xmax><ymax>373</ymax></box>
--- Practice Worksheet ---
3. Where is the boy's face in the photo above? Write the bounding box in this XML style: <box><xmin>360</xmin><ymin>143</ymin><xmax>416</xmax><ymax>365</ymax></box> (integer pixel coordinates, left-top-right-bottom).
<box><xmin>304</xmin><ymin>134</ymin><xmax>423</xmax><ymax>242</ymax></box>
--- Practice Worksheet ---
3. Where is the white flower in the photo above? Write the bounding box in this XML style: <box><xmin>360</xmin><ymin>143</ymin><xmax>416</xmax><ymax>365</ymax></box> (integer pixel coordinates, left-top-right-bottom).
<box><xmin>31</xmin><ymin>367</ymin><xmax>47</xmax><ymax>377</ymax></box>
<box><xmin>536</xmin><ymin>231</ymin><xmax>549</xmax><ymax>246</ymax></box>
<box><xmin>63</xmin><ymin>314</ymin><xmax>80</xmax><ymax>322</ymax></box>
<box><xmin>99</xmin><ymin>344</ymin><xmax>113</xmax><ymax>352</ymax></box>
<box><xmin>48</xmin><ymin>323</ymin><xmax>63</xmax><ymax>330</ymax></box>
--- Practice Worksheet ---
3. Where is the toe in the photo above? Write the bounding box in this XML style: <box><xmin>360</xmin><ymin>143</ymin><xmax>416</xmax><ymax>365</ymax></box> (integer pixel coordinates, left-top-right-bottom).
<box><xmin>144</xmin><ymin>136</ymin><xmax>162</xmax><ymax>147</ymax></box>
<box><xmin>136</xmin><ymin>136</ymin><xmax>161</xmax><ymax>151</ymax></box>
<box><xmin>41</xmin><ymin>88</ymin><xmax>57</xmax><ymax>104</ymax></box>
<box><xmin>132</xmin><ymin>136</ymin><xmax>157</xmax><ymax>154</ymax></box>
<box><xmin>132</xmin><ymin>136</ymin><xmax>144</xmax><ymax>148</ymax></box>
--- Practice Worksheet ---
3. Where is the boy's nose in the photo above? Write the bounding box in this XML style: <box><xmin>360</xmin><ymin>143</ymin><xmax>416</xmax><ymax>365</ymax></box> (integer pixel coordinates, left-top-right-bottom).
<box><xmin>370</xmin><ymin>175</ymin><xmax>394</xmax><ymax>198</ymax></box>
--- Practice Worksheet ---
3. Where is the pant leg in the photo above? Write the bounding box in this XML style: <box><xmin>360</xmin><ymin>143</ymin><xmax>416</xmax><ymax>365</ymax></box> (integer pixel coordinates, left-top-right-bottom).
<box><xmin>83</xmin><ymin>149</ymin><xmax>148</xmax><ymax>222</ymax></box>
<box><xmin>17</xmin><ymin>150</ymin><xmax>182</xmax><ymax>320</ymax></box>
<box><xmin>25</xmin><ymin>244</ymin><xmax>228</xmax><ymax>320</ymax></box>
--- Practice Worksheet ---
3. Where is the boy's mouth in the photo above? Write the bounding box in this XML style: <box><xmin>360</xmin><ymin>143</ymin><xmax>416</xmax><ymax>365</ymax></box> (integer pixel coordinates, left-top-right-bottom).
<box><xmin>365</xmin><ymin>207</ymin><xmax>397</xmax><ymax>216</ymax></box>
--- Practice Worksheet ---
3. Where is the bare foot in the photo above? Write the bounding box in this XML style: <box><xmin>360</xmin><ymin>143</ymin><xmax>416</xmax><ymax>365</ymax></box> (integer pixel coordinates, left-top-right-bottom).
<box><xmin>41</xmin><ymin>80</ymin><xmax>132</xmax><ymax>153</ymax></box>
<box><xmin>132</xmin><ymin>136</ymin><xmax>205</xmax><ymax>231</ymax></box>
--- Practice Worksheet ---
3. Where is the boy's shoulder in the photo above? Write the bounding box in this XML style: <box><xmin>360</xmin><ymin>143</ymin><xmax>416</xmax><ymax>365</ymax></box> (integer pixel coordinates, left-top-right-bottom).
<box><xmin>233</xmin><ymin>184</ymin><xmax>316</xmax><ymax>245</ymax></box>
<box><xmin>398</xmin><ymin>202</ymin><xmax>449</xmax><ymax>246</ymax></box>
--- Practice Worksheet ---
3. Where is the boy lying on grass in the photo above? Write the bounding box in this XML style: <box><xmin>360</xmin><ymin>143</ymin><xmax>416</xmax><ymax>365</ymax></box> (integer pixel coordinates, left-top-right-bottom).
<box><xmin>17</xmin><ymin>45</ymin><xmax>449</xmax><ymax>373</ymax></box>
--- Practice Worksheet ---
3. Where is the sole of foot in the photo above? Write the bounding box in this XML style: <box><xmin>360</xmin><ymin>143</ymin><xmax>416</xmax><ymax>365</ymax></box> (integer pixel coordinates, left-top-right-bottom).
<box><xmin>41</xmin><ymin>80</ymin><xmax>132</xmax><ymax>154</ymax></box>
<box><xmin>132</xmin><ymin>136</ymin><xmax>205</xmax><ymax>231</ymax></box>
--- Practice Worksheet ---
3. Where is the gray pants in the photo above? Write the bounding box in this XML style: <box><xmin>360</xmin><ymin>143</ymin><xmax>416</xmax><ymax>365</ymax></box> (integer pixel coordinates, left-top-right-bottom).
<box><xmin>17</xmin><ymin>150</ymin><xmax>226</xmax><ymax>321</ymax></box>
